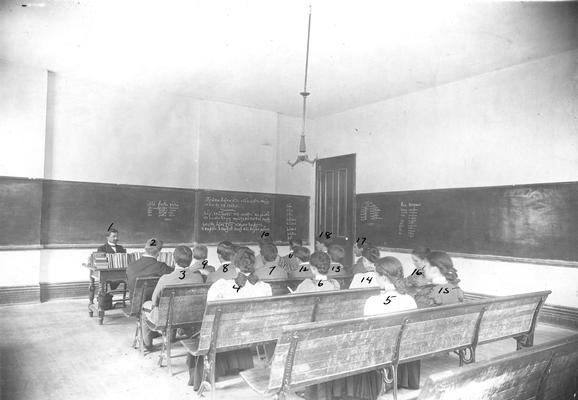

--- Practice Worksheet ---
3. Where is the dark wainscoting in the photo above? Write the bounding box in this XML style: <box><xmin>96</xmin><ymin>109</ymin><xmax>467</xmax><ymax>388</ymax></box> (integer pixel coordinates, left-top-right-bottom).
<box><xmin>0</xmin><ymin>285</ymin><xmax>40</xmax><ymax>305</ymax></box>
<box><xmin>39</xmin><ymin>281</ymin><xmax>87</xmax><ymax>302</ymax></box>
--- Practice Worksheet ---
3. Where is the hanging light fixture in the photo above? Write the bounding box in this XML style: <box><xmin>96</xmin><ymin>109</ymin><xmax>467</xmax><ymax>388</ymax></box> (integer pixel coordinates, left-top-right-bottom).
<box><xmin>288</xmin><ymin>5</ymin><xmax>318</xmax><ymax>168</ymax></box>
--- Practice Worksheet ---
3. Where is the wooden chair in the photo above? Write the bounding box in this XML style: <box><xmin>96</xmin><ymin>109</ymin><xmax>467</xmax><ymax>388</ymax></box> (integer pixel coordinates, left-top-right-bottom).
<box><xmin>181</xmin><ymin>287</ymin><xmax>379</xmax><ymax>399</ymax></box>
<box><xmin>123</xmin><ymin>276</ymin><xmax>160</xmax><ymax>348</ymax></box>
<box><xmin>418</xmin><ymin>334</ymin><xmax>578</xmax><ymax>400</ymax></box>
<box><xmin>141</xmin><ymin>283</ymin><xmax>208</xmax><ymax>375</ymax></box>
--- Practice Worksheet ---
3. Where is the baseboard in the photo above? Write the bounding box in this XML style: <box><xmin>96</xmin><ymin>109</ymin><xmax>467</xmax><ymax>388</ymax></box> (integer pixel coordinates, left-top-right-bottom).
<box><xmin>39</xmin><ymin>281</ymin><xmax>88</xmax><ymax>302</ymax></box>
<box><xmin>465</xmin><ymin>292</ymin><xmax>578</xmax><ymax>331</ymax></box>
<box><xmin>0</xmin><ymin>285</ymin><xmax>40</xmax><ymax>305</ymax></box>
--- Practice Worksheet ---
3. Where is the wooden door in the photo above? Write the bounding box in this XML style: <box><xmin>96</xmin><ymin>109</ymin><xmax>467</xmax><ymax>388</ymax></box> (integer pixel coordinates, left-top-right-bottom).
<box><xmin>315</xmin><ymin>154</ymin><xmax>356</xmax><ymax>267</ymax></box>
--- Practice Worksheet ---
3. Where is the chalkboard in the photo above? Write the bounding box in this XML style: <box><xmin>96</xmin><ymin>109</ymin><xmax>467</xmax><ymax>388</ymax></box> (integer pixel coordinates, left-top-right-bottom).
<box><xmin>272</xmin><ymin>195</ymin><xmax>310</xmax><ymax>243</ymax></box>
<box><xmin>0</xmin><ymin>177</ymin><xmax>43</xmax><ymax>247</ymax></box>
<box><xmin>41</xmin><ymin>180</ymin><xmax>196</xmax><ymax>246</ymax></box>
<box><xmin>356</xmin><ymin>182</ymin><xmax>578</xmax><ymax>262</ymax></box>
<box><xmin>196</xmin><ymin>190</ymin><xmax>309</xmax><ymax>244</ymax></box>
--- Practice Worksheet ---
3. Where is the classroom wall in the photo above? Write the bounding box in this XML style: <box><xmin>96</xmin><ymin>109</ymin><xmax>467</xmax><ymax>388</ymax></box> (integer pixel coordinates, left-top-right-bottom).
<box><xmin>43</xmin><ymin>74</ymin><xmax>201</xmax><ymax>189</ymax></box>
<box><xmin>306</xmin><ymin>50</ymin><xmax>578</xmax><ymax>308</ymax></box>
<box><xmin>0</xmin><ymin>63</ymin><xmax>306</xmax><ymax>290</ymax></box>
<box><xmin>0</xmin><ymin>60</ymin><xmax>47</xmax><ymax>178</ymax></box>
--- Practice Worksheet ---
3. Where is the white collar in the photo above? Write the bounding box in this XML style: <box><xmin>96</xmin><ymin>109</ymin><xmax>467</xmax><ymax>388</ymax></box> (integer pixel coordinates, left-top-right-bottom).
<box><xmin>142</xmin><ymin>254</ymin><xmax>157</xmax><ymax>259</ymax></box>
<box><xmin>107</xmin><ymin>242</ymin><xmax>117</xmax><ymax>247</ymax></box>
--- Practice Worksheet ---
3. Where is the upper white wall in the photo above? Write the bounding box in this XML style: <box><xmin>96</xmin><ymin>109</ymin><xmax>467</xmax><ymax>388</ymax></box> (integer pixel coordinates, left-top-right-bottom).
<box><xmin>311</xmin><ymin>50</ymin><xmax>578</xmax><ymax>193</ymax></box>
<box><xmin>44</xmin><ymin>74</ymin><xmax>201</xmax><ymax>188</ymax></box>
<box><xmin>197</xmin><ymin>101</ymin><xmax>279</xmax><ymax>193</ymax></box>
<box><xmin>0</xmin><ymin>61</ymin><xmax>47</xmax><ymax>178</ymax></box>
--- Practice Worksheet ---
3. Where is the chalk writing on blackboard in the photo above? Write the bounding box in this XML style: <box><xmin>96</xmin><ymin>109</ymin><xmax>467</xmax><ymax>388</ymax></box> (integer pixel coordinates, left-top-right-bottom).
<box><xmin>286</xmin><ymin>203</ymin><xmax>297</xmax><ymax>240</ymax></box>
<box><xmin>398</xmin><ymin>202</ymin><xmax>421</xmax><ymax>238</ymax></box>
<box><xmin>147</xmin><ymin>200</ymin><xmax>180</xmax><ymax>221</ymax></box>
<box><xmin>359</xmin><ymin>201</ymin><xmax>383</xmax><ymax>222</ymax></box>
<box><xmin>200</xmin><ymin>196</ymin><xmax>272</xmax><ymax>234</ymax></box>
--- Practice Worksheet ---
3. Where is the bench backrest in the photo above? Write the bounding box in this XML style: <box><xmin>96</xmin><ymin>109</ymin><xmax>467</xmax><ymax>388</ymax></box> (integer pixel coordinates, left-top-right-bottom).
<box><xmin>127</xmin><ymin>276</ymin><xmax>160</xmax><ymax>316</ymax></box>
<box><xmin>270</xmin><ymin>314</ymin><xmax>405</xmax><ymax>391</ymax></box>
<box><xmin>398</xmin><ymin>302</ymin><xmax>486</xmax><ymax>362</ymax></box>
<box><xmin>197</xmin><ymin>288</ymin><xmax>379</xmax><ymax>354</ymax></box>
<box><xmin>155</xmin><ymin>284</ymin><xmax>209</xmax><ymax>328</ymax></box>
<box><xmin>476</xmin><ymin>291</ymin><xmax>549</xmax><ymax>345</ymax></box>
<box><xmin>418</xmin><ymin>334</ymin><xmax>578</xmax><ymax>400</ymax></box>
<box><xmin>268</xmin><ymin>290</ymin><xmax>551</xmax><ymax>394</ymax></box>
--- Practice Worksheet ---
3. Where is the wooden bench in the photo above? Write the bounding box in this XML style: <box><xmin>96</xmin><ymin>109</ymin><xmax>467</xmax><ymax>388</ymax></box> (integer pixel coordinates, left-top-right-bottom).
<box><xmin>181</xmin><ymin>287</ymin><xmax>379</xmax><ymax>399</ymax></box>
<box><xmin>123</xmin><ymin>276</ymin><xmax>160</xmax><ymax>348</ymax></box>
<box><xmin>141</xmin><ymin>283</ymin><xmax>209</xmax><ymax>375</ymax></box>
<box><xmin>418</xmin><ymin>334</ymin><xmax>578</xmax><ymax>400</ymax></box>
<box><xmin>241</xmin><ymin>290</ymin><xmax>550</xmax><ymax>400</ymax></box>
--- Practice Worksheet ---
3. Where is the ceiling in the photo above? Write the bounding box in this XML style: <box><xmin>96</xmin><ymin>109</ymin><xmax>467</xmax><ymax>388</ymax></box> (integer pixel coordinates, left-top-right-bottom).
<box><xmin>0</xmin><ymin>0</ymin><xmax>577</xmax><ymax>118</ymax></box>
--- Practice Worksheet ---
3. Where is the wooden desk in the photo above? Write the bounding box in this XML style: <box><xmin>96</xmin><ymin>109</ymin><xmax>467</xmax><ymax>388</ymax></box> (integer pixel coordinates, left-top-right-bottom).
<box><xmin>86</xmin><ymin>266</ymin><xmax>127</xmax><ymax>325</ymax></box>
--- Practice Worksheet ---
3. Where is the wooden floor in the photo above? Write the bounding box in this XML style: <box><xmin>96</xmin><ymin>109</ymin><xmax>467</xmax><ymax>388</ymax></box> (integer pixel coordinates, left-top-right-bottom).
<box><xmin>0</xmin><ymin>299</ymin><xmax>576</xmax><ymax>400</ymax></box>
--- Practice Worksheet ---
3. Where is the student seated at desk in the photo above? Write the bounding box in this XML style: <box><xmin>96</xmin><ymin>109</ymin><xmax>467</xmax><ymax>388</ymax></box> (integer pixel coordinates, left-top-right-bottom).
<box><xmin>287</xmin><ymin>246</ymin><xmax>314</xmax><ymax>279</ymax></box>
<box><xmin>187</xmin><ymin>247</ymin><xmax>272</xmax><ymax>389</ymax></box>
<box><xmin>254</xmin><ymin>243</ymin><xmax>288</xmax><ymax>280</ymax></box>
<box><xmin>205</xmin><ymin>241</ymin><xmax>237</xmax><ymax>284</ymax></box>
<box><xmin>327</xmin><ymin>244</ymin><xmax>350</xmax><ymax>277</ymax></box>
<box><xmin>294</xmin><ymin>252</ymin><xmax>340</xmax><ymax>293</ymax></box>
<box><xmin>280</xmin><ymin>238</ymin><xmax>303</xmax><ymax>272</ymax></box>
<box><xmin>352</xmin><ymin>245</ymin><xmax>380</xmax><ymax>274</ymax></box>
<box><xmin>126</xmin><ymin>238</ymin><xmax>173</xmax><ymax>297</ymax></box>
<box><xmin>141</xmin><ymin>246</ymin><xmax>203</xmax><ymax>351</ymax></box>
<box><xmin>403</xmin><ymin>246</ymin><xmax>431</xmax><ymax>288</ymax></box>
<box><xmin>315</xmin><ymin>236</ymin><xmax>333</xmax><ymax>253</ymax></box>
<box><xmin>188</xmin><ymin>244</ymin><xmax>215</xmax><ymax>282</ymax></box>
<box><xmin>411</xmin><ymin>251</ymin><xmax>464</xmax><ymax>308</ymax></box>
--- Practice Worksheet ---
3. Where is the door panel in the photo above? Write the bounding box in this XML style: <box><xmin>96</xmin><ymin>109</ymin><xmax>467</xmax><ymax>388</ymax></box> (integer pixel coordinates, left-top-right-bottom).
<box><xmin>316</xmin><ymin>154</ymin><xmax>356</xmax><ymax>267</ymax></box>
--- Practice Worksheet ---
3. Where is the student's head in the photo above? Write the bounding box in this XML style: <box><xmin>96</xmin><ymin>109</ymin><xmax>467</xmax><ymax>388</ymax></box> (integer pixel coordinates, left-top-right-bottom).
<box><xmin>309</xmin><ymin>251</ymin><xmax>331</xmax><ymax>275</ymax></box>
<box><xmin>144</xmin><ymin>238</ymin><xmax>163</xmax><ymax>257</ymax></box>
<box><xmin>260</xmin><ymin>243</ymin><xmax>278</xmax><ymax>262</ymax></box>
<box><xmin>106</xmin><ymin>229</ymin><xmax>119</xmax><ymax>244</ymax></box>
<box><xmin>173</xmin><ymin>246</ymin><xmax>193</xmax><ymax>268</ymax></box>
<box><xmin>289</xmin><ymin>238</ymin><xmax>303</xmax><ymax>250</ymax></box>
<box><xmin>374</xmin><ymin>257</ymin><xmax>407</xmax><ymax>293</ymax></box>
<box><xmin>292</xmin><ymin>246</ymin><xmax>311</xmax><ymax>263</ymax></box>
<box><xmin>217</xmin><ymin>241</ymin><xmax>235</xmax><ymax>262</ymax></box>
<box><xmin>327</xmin><ymin>244</ymin><xmax>345</xmax><ymax>263</ymax></box>
<box><xmin>192</xmin><ymin>244</ymin><xmax>208</xmax><ymax>261</ymax></box>
<box><xmin>362</xmin><ymin>246</ymin><xmax>381</xmax><ymax>264</ymax></box>
<box><xmin>315</xmin><ymin>237</ymin><xmax>333</xmax><ymax>252</ymax></box>
<box><xmin>258</xmin><ymin>236</ymin><xmax>274</xmax><ymax>250</ymax></box>
<box><xmin>233</xmin><ymin>247</ymin><xmax>256</xmax><ymax>274</ymax></box>
<box><xmin>411</xmin><ymin>246</ymin><xmax>431</xmax><ymax>269</ymax></box>
<box><xmin>426</xmin><ymin>251</ymin><xmax>459</xmax><ymax>283</ymax></box>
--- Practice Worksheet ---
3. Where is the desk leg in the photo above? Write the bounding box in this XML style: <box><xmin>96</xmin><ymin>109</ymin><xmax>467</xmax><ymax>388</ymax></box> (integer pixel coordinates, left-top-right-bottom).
<box><xmin>88</xmin><ymin>275</ymin><xmax>96</xmax><ymax>317</ymax></box>
<box><xmin>97</xmin><ymin>280</ymin><xmax>106</xmax><ymax>325</ymax></box>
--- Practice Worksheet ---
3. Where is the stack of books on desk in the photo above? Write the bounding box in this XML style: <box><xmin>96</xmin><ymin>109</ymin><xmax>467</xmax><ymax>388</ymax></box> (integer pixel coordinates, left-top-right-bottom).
<box><xmin>91</xmin><ymin>252</ymin><xmax>109</xmax><ymax>269</ymax></box>
<box><xmin>157</xmin><ymin>251</ymin><xmax>174</xmax><ymax>267</ymax></box>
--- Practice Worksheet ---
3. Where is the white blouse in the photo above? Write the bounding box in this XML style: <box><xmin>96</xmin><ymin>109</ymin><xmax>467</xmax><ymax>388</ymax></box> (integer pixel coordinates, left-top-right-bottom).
<box><xmin>363</xmin><ymin>290</ymin><xmax>417</xmax><ymax>316</ymax></box>
<box><xmin>207</xmin><ymin>272</ymin><xmax>273</xmax><ymax>301</ymax></box>
<box><xmin>349</xmin><ymin>272</ymin><xmax>379</xmax><ymax>289</ymax></box>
